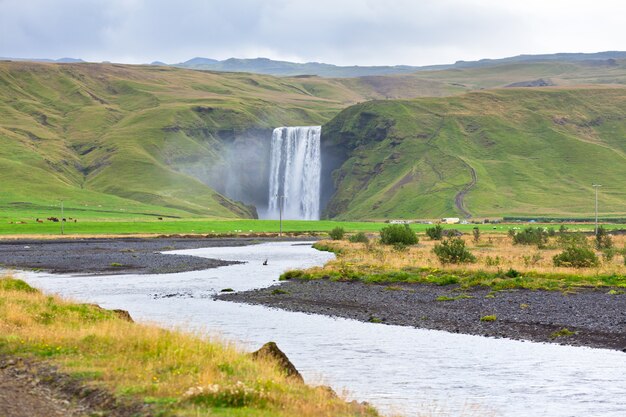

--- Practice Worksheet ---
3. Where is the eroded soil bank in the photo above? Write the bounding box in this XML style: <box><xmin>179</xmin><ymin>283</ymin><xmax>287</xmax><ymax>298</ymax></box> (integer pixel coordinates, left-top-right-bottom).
<box><xmin>219</xmin><ymin>279</ymin><xmax>626</xmax><ymax>351</ymax></box>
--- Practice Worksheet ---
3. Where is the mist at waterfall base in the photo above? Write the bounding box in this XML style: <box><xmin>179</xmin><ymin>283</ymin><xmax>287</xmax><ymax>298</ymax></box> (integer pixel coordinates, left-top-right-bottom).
<box><xmin>174</xmin><ymin>126</ymin><xmax>323</xmax><ymax>220</ymax></box>
<box><xmin>263</xmin><ymin>126</ymin><xmax>322</xmax><ymax>221</ymax></box>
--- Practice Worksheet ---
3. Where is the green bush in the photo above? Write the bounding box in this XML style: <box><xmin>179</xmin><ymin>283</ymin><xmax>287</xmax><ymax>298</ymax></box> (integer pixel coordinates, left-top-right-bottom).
<box><xmin>328</xmin><ymin>226</ymin><xmax>345</xmax><ymax>240</ymax></box>
<box><xmin>557</xmin><ymin>232</ymin><xmax>589</xmax><ymax>248</ymax></box>
<box><xmin>348</xmin><ymin>232</ymin><xmax>369</xmax><ymax>244</ymax></box>
<box><xmin>380</xmin><ymin>224</ymin><xmax>418</xmax><ymax>245</ymax></box>
<box><xmin>553</xmin><ymin>246</ymin><xmax>599</xmax><ymax>268</ymax></box>
<box><xmin>425</xmin><ymin>225</ymin><xmax>443</xmax><ymax>240</ymax></box>
<box><xmin>602</xmin><ymin>248</ymin><xmax>617</xmax><ymax>262</ymax></box>
<box><xmin>595</xmin><ymin>226</ymin><xmax>613</xmax><ymax>250</ymax></box>
<box><xmin>511</xmin><ymin>227</ymin><xmax>548</xmax><ymax>247</ymax></box>
<box><xmin>432</xmin><ymin>237</ymin><xmax>476</xmax><ymax>264</ymax></box>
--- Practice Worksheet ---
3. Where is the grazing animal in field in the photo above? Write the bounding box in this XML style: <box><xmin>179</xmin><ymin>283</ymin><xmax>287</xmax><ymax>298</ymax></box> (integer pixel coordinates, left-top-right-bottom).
<box><xmin>36</xmin><ymin>219</ymin><xmax>43</xmax><ymax>223</ymax></box>
<box><xmin>158</xmin><ymin>217</ymin><xmax>163</xmax><ymax>220</ymax></box>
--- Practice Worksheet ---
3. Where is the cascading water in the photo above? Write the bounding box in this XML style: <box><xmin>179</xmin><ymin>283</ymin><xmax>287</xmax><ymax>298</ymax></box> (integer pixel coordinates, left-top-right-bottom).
<box><xmin>267</xmin><ymin>126</ymin><xmax>321</xmax><ymax>220</ymax></box>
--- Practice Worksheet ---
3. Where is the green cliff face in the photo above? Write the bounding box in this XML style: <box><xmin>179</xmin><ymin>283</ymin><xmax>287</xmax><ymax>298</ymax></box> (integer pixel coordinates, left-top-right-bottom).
<box><xmin>322</xmin><ymin>88</ymin><xmax>626</xmax><ymax>220</ymax></box>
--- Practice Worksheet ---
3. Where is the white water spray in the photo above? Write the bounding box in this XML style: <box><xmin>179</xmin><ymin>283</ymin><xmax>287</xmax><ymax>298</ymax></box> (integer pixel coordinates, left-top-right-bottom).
<box><xmin>267</xmin><ymin>126</ymin><xmax>321</xmax><ymax>220</ymax></box>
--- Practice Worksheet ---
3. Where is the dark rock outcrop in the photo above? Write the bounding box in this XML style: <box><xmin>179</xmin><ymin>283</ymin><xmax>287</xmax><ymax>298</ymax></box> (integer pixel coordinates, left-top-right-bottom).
<box><xmin>251</xmin><ymin>342</ymin><xmax>303</xmax><ymax>381</ymax></box>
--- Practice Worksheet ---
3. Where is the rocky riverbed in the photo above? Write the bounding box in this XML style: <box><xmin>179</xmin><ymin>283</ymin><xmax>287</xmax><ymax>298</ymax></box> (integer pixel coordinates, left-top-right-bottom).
<box><xmin>219</xmin><ymin>279</ymin><xmax>626</xmax><ymax>351</ymax></box>
<box><xmin>0</xmin><ymin>237</ymin><xmax>301</xmax><ymax>275</ymax></box>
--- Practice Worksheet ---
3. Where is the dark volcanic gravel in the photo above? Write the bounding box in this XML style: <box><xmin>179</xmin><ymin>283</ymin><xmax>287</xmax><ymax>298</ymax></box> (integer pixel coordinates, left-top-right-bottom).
<box><xmin>219</xmin><ymin>279</ymin><xmax>626</xmax><ymax>351</ymax></box>
<box><xmin>0</xmin><ymin>237</ymin><xmax>271</xmax><ymax>275</ymax></box>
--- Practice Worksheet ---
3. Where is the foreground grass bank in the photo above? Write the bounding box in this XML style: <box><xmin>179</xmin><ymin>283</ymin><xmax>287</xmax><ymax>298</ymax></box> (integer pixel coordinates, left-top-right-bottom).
<box><xmin>0</xmin><ymin>276</ymin><xmax>377</xmax><ymax>417</ymax></box>
<box><xmin>283</xmin><ymin>234</ymin><xmax>626</xmax><ymax>291</ymax></box>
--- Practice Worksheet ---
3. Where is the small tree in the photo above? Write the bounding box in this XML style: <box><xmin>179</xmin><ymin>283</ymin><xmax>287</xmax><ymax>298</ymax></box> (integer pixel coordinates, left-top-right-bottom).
<box><xmin>595</xmin><ymin>226</ymin><xmax>613</xmax><ymax>250</ymax></box>
<box><xmin>328</xmin><ymin>227</ymin><xmax>345</xmax><ymax>240</ymax></box>
<box><xmin>433</xmin><ymin>237</ymin><xmax>476</xmax><ymax>264</ymax></box>
<box><xmin>349</xmin><ymin>232</ymin><xmax>369</xmax><ymax>244</ymax></box>
<box><xmin>425</xmin><ymin>225</ymin><xmax>443</xmax><ymax>240</ymax></box>
<box><xmin>472</xmin><ymin>227</ymin><xmax>481</xmax><ymax>243</ymax></box>
<box><xmin>380</xmin><ymin>224</ymin><xmax>418</xmax><ymax>245</ymax></box>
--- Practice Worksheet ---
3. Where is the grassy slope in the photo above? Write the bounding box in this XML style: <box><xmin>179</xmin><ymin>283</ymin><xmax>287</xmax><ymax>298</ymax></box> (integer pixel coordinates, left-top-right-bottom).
<box><xmin>0</xmin><ymin>61</ymin><xmax>378</xmax><ymax>221</ymax></box>
<box><xmin>323</xmin><ymin>87</ymin><xmax>626</xmax><ymax>219</ymax></box>
<box><xmin>0</xmin><ymin>277</ymin><xmax>377</xmax><ymax>416</ymax></box>
<box><xmin>4</xmin><ymin>60</ymin><xmax>626</xmax><ymax>223</ymax></box>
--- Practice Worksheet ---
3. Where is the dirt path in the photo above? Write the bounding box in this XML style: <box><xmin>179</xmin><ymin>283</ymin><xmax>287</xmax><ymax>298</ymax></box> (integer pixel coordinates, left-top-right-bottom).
<box><xmin>0</xmin><ymin>366</ymin><xmax>83</xmax><ymax>417</ymax></box>
<box><xmin>0</xmin><ymin>356</ymin><xmax>151</xmax><ymax>417</ymax></box>
<box><xmin>454</xmin><ymin>162</ymin><xmax>477</xmax><ymax>218</ymax></box>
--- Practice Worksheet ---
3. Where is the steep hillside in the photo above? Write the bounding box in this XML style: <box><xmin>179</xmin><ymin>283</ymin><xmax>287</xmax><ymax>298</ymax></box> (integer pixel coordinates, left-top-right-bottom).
<box><xmin>322</xmin><ymin>87</ymin><xmax>626</xmax><ymax>220</ymax></box>
<box><xmin>0</xmin><ymin>61</ymin><xmax>381</xmax><ymax>219</ymax></box>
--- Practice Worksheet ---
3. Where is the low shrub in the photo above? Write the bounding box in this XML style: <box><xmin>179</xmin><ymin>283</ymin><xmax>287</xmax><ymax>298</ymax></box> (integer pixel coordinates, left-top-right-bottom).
<box><xmin>602</xmin><ymin>248</ymin><xmax>618</xmax><ymax>262</ymax></box>
<box><xmin>553</xmin><ymin>246</ymin><xmax>599</xmax><ymax>268</ymax></box>
<box><xmin>511</xmin><ymin>227</ymin><xmax>548</xmax><ymax>247</ymax></box>
<box><xmin>504</xmin><ymin>268</ymin><xmax>521</xmax><ymax>278</ymax></box>
<box><xmin>442</xmin><ymin>229</ymin><xmax>463</xmax><ymax>238</ymax></box>
<box><xmin>522</xmin><ymin>252</ymin><xmax>542</xmax><ymax>267</ymax></box>
<box><xmin>557</xmin><ymin>232</ymin><xmax>588</xmax><ymax>249</ymax></box>
<box><xmin>433</xmin><ymin>238</ymin><xmax>476</xmax><ymax>264</ymax></box>
<box><xmin>380</xmin><ymin>224</ymin><xmax>418</xmax><ymax>245</ymax></box>
<box><xmin>328</xmin><ymin>227</ymin><xmax>345</xmax><ymax>240</ymax></box>
<box><xmin>348</xmin><ymin>232</ymin><xmax>369</xmax><ymax>244</ymax></box>
<box><xmin>480</xmin><ymin>315</ymin><xmax>497</xmax><ymax>322</ymax></box>
<box><xmin>425</xmin><ymin>225</ymin><xmax>443</xmax><ymax>240</ymax></box>
<box><xmin>595</xmin><ymin>226</ymin><xmax>613</xmax><ymax>250</ymax></box>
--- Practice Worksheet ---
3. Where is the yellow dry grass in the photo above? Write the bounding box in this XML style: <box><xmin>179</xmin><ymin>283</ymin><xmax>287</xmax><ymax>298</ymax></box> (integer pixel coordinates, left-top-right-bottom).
<box><xmin>306</xmin><ymin>233</ymin><xmax>626</xmax><ymax>290</ymax></box>
<box><xmin>0</xmin><ymin>276</ymin><xmax>378</xmax><ymax>417</ymax></box>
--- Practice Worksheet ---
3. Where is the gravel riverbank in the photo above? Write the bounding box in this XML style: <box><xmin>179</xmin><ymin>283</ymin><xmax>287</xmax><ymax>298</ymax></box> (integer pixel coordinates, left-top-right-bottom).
<box><xmin>0</xmin><ymin>237</ymin><xmax>299</xmax><ymax>275</ymax></box>
<box><xmin>219</xmin><ymin>279</ymin><xmax>626</xmax><ymax>351</ymax></box>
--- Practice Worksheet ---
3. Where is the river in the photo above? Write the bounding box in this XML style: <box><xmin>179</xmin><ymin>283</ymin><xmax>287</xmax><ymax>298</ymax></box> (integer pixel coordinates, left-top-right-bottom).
<box><xmin>19</xmin><ymin>241</ymin><xmax>626</xmax><ymax>417</ymax></box>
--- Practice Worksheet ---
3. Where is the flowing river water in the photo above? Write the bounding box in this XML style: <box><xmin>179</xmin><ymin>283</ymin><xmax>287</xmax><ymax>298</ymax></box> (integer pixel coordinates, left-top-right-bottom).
<box><xmin>19</xmin><ymin>241</ymin><xmax>626</xmax><ymax>417</ymax></box>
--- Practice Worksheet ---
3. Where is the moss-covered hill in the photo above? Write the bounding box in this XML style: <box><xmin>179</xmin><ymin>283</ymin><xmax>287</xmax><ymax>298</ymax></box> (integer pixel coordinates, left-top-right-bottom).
<box><xmin>3</xmin><ymin>60</ymin><xmax>626</xmax><ymax>221</ymax></box>
<box><xmin>322</xmin><ymin>87</ymin><xmax>626</xmax><ymax>220</ymax></box>
<box><xmin>0</xmin><ymin>61</ymin><xmax>382</xmax><ymax>219</ymax></box>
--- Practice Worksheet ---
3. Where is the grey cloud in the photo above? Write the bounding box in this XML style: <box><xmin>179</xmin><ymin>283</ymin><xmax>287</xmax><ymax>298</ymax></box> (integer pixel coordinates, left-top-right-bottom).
<box><xmin>0</xmin><ymin>0</ymin><xmax>624</xmax><ymax>66</ymax></box>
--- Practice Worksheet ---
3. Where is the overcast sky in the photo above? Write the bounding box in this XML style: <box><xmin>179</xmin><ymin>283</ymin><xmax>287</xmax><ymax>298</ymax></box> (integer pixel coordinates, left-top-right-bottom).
<box><xmin>1</xmin><ymin>0</ymin><xmax>625</xmax><ymax>66</ymax></box>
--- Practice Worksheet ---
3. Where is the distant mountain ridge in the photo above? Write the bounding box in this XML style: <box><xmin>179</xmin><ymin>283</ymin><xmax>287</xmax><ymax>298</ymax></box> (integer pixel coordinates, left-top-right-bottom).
<box><xmin>172</xmin><ymin>51</ymin><xmax>626</xmax><ymax>77</ymax></box>
<box><xmin>0</xmin><ymin>57</ymin><xmax>84</xmax><ymax>63</ymax></box>
<box><xmin>3</xmin><ymin>51</ymin><xmax>626</xmax><ymax>77</ymax></box>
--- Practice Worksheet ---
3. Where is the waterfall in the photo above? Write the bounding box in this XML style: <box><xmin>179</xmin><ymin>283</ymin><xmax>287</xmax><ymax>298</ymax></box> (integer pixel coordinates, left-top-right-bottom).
<box><xmin>267</xmin><ymin>126</ymin><xmax>321</xmax><ymax>220</ymax></box>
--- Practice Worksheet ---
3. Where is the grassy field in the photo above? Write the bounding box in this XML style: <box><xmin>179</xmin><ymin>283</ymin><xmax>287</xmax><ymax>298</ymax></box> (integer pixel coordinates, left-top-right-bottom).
<box><xmin>0</xmin><ymin>276</ymin><xmax>378</xmax><ymax>417</ymax></box>
<box><xmin>323</xmin><ymin>87</ymin><xmax>626</xmax><ymax>220</ymax></box>
<box><xmin>1</xmin><ymin>209</ymin><xmax>625</xmax><ymax>237</ymax></box>
<box><xmin>283</xmin><ymin>232</ymin><xmax>626</xmax><ymax>292</ymax></box>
